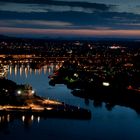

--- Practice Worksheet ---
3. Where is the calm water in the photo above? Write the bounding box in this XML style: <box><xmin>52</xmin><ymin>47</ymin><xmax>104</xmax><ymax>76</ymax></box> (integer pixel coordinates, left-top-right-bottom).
<box><xmin>1</xmin><ymin>63</ymin><xmax>140</xmax><ymax>140</ymax></box>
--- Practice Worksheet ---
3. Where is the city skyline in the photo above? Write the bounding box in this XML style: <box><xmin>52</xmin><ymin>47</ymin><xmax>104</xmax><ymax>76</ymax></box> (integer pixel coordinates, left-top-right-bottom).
<box><xmin>0</xmin><ymin>0</ymin><xmax>140</xmax><ymax>39</ymax></box>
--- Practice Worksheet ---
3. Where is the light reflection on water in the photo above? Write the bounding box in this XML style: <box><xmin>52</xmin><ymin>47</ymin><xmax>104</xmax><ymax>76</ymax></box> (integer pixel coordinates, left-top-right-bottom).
<box><xmin>1</xmin><ymin>63</ymin><xmax>140</xmax><ymax>140</ymax></box>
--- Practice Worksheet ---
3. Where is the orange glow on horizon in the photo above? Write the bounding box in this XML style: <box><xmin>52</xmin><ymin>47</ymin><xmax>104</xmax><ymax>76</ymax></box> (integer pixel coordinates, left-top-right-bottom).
<box><xmin>0</xmin><ymin>27</ymin><xmax>140</xmax><ymax>37</ymax></box>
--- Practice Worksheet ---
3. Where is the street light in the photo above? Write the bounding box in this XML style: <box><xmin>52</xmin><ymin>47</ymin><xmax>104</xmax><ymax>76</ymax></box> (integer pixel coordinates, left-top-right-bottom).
<box><xmin>102</xmin><ymin>82</ymin><xmax>110</xmax><ymax>87</ymax></box>
<box><xmin>31</xmin><ymin>90</ymin><xmax>35</xmax><ymax>94</ymax></box>
<box><xmin>17</xmin><ymin>90</ymin><xmax>21</xmax><ymax>95</ymax></box>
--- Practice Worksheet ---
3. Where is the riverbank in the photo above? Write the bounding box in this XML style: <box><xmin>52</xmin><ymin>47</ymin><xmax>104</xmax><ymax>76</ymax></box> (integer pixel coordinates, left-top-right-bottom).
<box><xmin>0</xmin><ymin>95</ymin><xmax>91</xmax><ymax>120</ymax></box>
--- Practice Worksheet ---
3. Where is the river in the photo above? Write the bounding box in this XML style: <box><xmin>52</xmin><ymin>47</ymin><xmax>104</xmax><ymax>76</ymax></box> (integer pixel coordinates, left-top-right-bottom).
<box><xmin>1</xmin><ymin>62</ymin><xmax>140</xmax><ymax>140</ymax></box>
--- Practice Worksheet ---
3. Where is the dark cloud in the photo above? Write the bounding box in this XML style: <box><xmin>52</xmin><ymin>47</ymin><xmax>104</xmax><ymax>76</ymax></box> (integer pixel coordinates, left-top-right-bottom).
<box><xmin>0</xmin><ymin>0</ymin><xmax>140</xmax><ymax>38</ymax></box>
<box><xmin>0</xmin><ymin>10</ymin><xmax>140</xmax><ymax>30</ymax></box>
<box><xmin>0</xmin><ymin>0</ymin><xmax>115</xmax><ymax>12</ymax></box>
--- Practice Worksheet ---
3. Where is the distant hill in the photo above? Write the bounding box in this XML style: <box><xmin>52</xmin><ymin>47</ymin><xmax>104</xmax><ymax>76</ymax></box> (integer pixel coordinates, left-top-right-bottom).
<box><xmin>0</xmin><ymin>34</ymin><xmax>140</xmax><ymax>42</ymax></box>
<box><xmin>0</xmin><ymin>35</ymin><xmax>11</xmax><ymax>39</ymax></box>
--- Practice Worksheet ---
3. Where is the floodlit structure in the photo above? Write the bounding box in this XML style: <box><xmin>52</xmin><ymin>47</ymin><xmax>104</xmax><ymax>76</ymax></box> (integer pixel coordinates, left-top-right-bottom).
<box><xmin>15</xmin><ymin>84</ymin><xmax>35</xmax><ymax>98</ymax></box>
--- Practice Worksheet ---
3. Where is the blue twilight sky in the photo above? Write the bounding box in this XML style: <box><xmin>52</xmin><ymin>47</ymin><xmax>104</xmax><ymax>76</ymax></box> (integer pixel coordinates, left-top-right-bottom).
<box><xmin>0</xmin><ymin>0</ymin><xmax>140</xmax><ymax>38</ymax></box>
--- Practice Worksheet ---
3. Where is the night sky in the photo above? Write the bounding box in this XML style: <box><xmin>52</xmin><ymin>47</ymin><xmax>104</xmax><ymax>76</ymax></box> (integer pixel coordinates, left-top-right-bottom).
<box><xmin>0</xmin><ymin>0</ymin><xmax>140</xmax><ymax>38</ymax></box>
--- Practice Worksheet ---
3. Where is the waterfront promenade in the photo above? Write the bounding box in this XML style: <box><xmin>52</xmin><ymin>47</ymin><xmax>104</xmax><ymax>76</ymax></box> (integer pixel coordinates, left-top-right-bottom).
<box><xmin>0</xmin><ymin>93</ymin><xmax>91</xmax><ymax>120</ymax></box>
